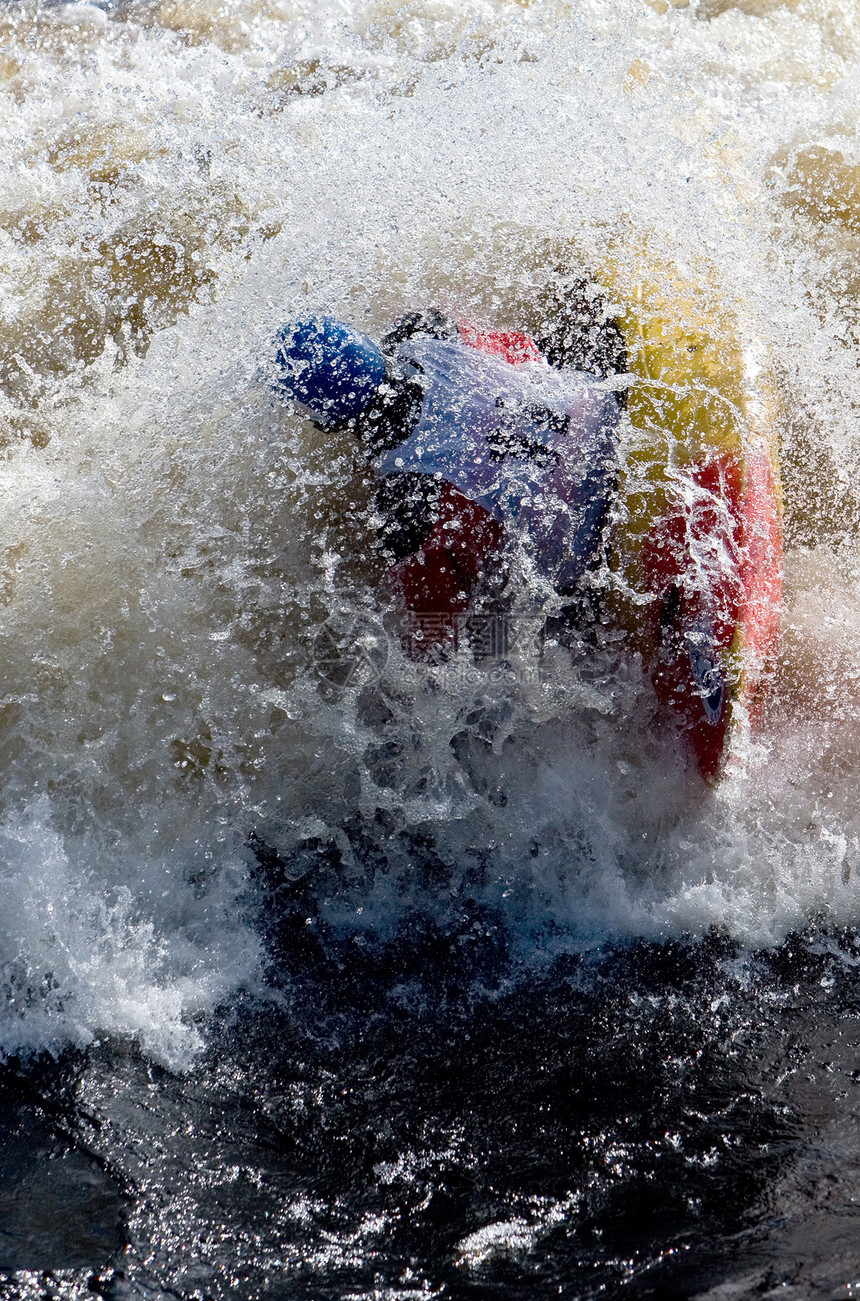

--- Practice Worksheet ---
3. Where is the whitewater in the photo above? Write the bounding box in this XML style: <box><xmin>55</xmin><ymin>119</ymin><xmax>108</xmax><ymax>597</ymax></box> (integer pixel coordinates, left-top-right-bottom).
<box><xmin>1</xmin><ymin>1</ymin><xmax>860</xmax><ymax>1296</ymax></box>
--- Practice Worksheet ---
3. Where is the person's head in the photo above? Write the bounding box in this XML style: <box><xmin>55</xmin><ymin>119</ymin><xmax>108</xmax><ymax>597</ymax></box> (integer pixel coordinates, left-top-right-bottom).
<box><xmin>274</xmin><ymin>316</ymin><xmax>386</xmax><ymax>424</ymax></box>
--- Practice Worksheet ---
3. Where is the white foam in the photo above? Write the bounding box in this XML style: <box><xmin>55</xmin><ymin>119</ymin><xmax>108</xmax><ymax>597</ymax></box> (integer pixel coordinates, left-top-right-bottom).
<box><xmin>2</xmin><ymin>0</ymin><xmax>860</xmax><ymax>1060</ymax></box>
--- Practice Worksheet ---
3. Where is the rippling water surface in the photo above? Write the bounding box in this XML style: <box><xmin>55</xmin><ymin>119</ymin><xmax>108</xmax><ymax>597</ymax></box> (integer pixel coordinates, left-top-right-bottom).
<box><xmin>2</xmin><ymin>0</ymin><xmax>860</xmax><ymax>1295</ymax></box>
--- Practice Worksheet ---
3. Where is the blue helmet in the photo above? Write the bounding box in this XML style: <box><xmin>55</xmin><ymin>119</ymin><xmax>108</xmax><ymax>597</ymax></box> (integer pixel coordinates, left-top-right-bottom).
<box><xmin>274</xmin><ymin>316</ymin><xmax>386</xmax><ymax>423</ymax></box>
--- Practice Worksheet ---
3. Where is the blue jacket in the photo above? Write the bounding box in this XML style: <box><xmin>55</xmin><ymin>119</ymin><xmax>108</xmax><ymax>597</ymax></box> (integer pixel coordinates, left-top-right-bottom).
<box><xmin>377</xmin><ymin>336</ymin><xmax>621</xmax><ymax>592</ymax></box>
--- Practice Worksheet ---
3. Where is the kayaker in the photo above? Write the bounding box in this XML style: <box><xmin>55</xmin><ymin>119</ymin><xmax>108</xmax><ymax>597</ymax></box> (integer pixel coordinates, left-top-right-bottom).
<box><xmin>273</xmin><ymin>293</ymin><xmax>626</xmax><ymax>655</ymax></box>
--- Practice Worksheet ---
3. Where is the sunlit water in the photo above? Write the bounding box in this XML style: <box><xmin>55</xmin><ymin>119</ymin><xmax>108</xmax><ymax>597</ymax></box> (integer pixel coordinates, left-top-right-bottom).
<box><xmin>2</xmin><ymin>0</ymin><xmax>860</xmax><ymax>1295</ymax></box>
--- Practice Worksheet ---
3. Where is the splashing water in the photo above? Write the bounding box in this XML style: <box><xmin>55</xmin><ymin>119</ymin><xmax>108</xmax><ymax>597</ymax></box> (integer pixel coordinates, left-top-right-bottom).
<box><xmin>0</xmin><ymin>0</ymin><xmax>858</xmax><ymax>1075</ymax></box>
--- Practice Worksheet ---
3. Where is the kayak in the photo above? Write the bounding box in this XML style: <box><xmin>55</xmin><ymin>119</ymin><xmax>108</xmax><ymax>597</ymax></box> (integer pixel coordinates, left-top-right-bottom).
<box><xmin>594</xmin><ymin>248</ymin><xmax>783</xmax><ymax>781</ymax></box>
<box><xmin>391</xmin><ymin>255</ymin><xmax>782</xmax><ymax>782</ymax></box>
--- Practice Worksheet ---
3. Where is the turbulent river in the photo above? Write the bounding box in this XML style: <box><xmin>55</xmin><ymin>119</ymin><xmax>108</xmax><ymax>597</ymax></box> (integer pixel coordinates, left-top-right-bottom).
<box><xmin>2</xmin><ymin>0</ymin><xmax>860</xmax><ymax>1296</ymax></box>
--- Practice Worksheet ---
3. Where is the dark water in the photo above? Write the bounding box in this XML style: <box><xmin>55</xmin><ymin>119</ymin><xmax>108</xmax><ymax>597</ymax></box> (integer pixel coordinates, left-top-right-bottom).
<box><xmin>5</xmin><ymin>897</ymin><xmax>860</xmax><ymax>1300</ymax></box>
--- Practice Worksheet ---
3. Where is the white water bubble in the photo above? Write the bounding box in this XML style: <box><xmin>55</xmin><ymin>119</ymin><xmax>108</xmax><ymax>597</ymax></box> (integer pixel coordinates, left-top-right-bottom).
<box><xmin>1</xmin><ymin>0</ymin><xmax>860</xmax><ymax>1062</ymax></box>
